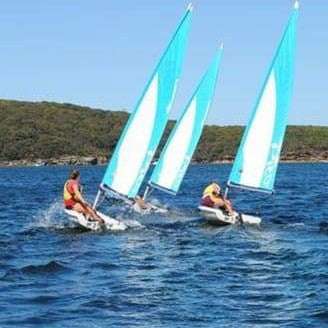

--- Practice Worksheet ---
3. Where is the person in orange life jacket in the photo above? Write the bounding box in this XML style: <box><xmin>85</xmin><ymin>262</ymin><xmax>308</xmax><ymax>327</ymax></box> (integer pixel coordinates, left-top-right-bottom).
<box><xmin>63</xmin><ymin>169</ymin><xmax>104</xmax><ymax>223</ymax></box>
<box><xmin>200</xmin><ymin>182</ymin><xmax>234</xmax><ymax>215</ymax></box>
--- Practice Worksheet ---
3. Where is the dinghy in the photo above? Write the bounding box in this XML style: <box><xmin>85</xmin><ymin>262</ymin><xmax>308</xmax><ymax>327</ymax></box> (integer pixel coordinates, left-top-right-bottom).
<box><xmin>198</xmin><ymin>206</ymin><xmax>261</xmax><ymax>226</ymax></box>
<box><xmin>65</xmin><ymin>209</ymin><xmax>127</xmax><ymax>231</ymax></box>
<box><xmin>143</xmin><ymin>45</ymin><xmax>224</xmax><ymax>203</ymax></box>
<box><xmin>93</xmin><ymin>4</ymin><xmax>193</xmax><ymax>213</ymax></box>
<box><xmin>62</xmin><ymin>4</ymin><xmax>192</xmax><ymax>228</ymax></box>
<box><xmin>200</xmin><ymin>2</ymin><xmax>299</xmax><ymax>226</ymax></box>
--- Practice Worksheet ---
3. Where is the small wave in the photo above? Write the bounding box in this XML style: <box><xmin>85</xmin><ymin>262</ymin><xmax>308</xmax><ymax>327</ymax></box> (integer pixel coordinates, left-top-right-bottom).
<box><xmin>26</xmin><ymin>295</ymin><xmax>60</xmax><ymax>304</ymax></box>
<box><xmin>21</xmin><ymin>260</ymin><xmax>68</xmax><ymax>275</ymax></box>
<box><xmin>112</xmin><ymin>212</ymin><xmax>144</xmax><ymax>229</ymax></box>
<box><xmin>319</xmin><ymin>221</ymin><xmax>328</xmax><ymax>232</ymax></box>
<box><xmin>0</xmin><ymin>268</ymin><xmax>24</xmax><ymax>281</ymax></box>
<box><xmin>147</xmin><ymin>219</ymin><xmax>193</xmax><ymax>231</ymax></box>
<box><xmin>92</xmin><ymin>262</ymin><xmax>120</xmax><ymax>270</ymax></box>
<box><xmin>305</xmin><ymin>291</ymin><xmax>317</xmax><ymax>298</ymax></box>
<box><xmin>148</xmin><ymin>197</ymin><xmax>169</xmax><ymax>209</ymax></box>
<box><xmin>81</xmin><ymin>299</ymin><xmax>121</xmax><ymax>311</ymax></box>
<box><xmin>311</xmin><ymin>310</ymin><xmax>328</xmax><ymax>320</ymax></box>
<box><xmin>271</xmin><ymin>218</ymin><xmax>287</xmax><ymax>225</ymax></box>
<box><xmin>1</xmin><ymin>261</ymin><xmax>69</xmax><ymax>280</ymax></box>
<box><xmin>285</xmin><ymin>222</ymin><xmax>305</xmax><ymax>228</ymax></box>
<box><xmin>124</xmin><ymin>219</ymin><xmax>144</xmax><ymax>229</ymax></box>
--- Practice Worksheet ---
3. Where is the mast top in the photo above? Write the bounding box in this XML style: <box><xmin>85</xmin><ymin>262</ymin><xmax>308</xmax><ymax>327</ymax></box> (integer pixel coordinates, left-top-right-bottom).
<box><xmin>294</xmin><ymin>1</ymin><xmax>300</xmax><ymax>10</ymax></box>
<box><xmin>187</xmin><ymin>3</ymin><xmax>193</xmax><ymax>12</ymax></box>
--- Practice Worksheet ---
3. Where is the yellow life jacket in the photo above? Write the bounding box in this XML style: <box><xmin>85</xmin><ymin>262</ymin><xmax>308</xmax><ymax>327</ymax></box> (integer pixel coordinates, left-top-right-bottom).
<box><xmin>63</xmin><ymin>180</ymin><xmax>82</xmax><ymax>201</ymax></box>
<box><xmin>202</xmin><ymin>184</ymin><xmax>222</xmax><ymax>204</ymax></box>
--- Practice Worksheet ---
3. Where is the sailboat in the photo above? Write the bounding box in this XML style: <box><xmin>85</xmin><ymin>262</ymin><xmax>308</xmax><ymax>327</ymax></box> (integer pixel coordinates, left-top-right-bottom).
<box><xmin>142</xmin><ymin>45</ymin><xmax>223</xmax><ymax>202</ymax></box>
<box><xmin>91</xmin><ymin>4</ymin><xmax>193</xmax><ymax>212</ymax></box>
<box><xmin>199</xmin><ymin>2</ymin><xmax>299</xmax><ymax>226</ymax></box>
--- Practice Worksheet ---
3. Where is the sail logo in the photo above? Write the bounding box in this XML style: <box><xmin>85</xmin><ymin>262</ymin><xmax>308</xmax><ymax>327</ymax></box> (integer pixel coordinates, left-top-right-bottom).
<box><xmin>177</xmin><ymin>156</ymin><xmax>191</xmax><ymax>180</ymax></box>
<box><xmin>262</xmin><ymin>142</ymin><xmax>282</xmax><ymax>188</ymax></box>
<box><xmin>166</xmin><ymin>79</ymin><xmax>179</xmax><ymax>114</ymax></box>
<box><xmin>132</xmin><ymin>150</ymin><xmax>155</xmax><ymax>196</ymax></box>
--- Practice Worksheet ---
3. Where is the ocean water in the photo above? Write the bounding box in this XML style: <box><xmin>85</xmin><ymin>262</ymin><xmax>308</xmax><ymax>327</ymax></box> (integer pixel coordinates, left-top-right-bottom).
<box><xmin>0</xmin><ymin>163</ymin><xmax>328</xmax><ymax>328</ymax></box>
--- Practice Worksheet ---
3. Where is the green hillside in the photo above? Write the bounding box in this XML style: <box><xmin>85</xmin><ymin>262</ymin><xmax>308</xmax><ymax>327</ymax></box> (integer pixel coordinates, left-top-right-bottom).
<box><xmin>0</xmin><ymin>99</ymin><xmax>327</xmax><ymax>163</ymax></box>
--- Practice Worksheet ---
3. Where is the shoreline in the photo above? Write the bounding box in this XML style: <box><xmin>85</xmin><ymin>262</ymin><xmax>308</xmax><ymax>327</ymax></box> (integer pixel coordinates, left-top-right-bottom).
<box><xmin>1</xmin><ymin>156</ymin><xmax>328</xmax><ymax>167</ymax></box>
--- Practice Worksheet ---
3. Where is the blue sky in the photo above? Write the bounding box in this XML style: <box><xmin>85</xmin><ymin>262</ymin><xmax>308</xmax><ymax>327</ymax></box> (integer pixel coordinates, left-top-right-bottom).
<box><xmin>0</xmin><ymin>0</ymin><xmax>327</xmax><ymax>125</ymax></box>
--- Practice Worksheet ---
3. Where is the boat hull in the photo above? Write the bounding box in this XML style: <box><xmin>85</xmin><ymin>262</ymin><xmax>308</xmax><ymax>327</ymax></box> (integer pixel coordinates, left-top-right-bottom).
<box><xmin>64</xmin><ymin>209</ymin><xmax>127</xmax><ymax>231</ymax></box>
<box><xmin>198</xmin><ymin>206</ymin><xmax>261</xmax><ymax>226</ymax></box>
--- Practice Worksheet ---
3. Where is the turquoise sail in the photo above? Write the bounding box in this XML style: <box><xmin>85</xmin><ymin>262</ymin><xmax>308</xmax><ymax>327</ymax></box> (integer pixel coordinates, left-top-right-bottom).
<box><xmin>149</xmin><ymin>46</ymin><xmax>223</xmax><ymax>194</ymax></box>
<box><xmin>101</xmin><ymin>5</ymin><xmax>192</xmax><ymax>199</ymax></box>
<box><xmin>228</xmin><ymin>2</ymin><xmax>299</xmax><ymax>193</ymax></box>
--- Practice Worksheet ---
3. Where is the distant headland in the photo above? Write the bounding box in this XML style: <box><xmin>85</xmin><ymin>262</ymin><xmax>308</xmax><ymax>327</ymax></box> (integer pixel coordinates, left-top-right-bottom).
<box><xmin>0</xmin><ymin>99</ymin><xmax>328</xmax><ymax>166</ymax></box>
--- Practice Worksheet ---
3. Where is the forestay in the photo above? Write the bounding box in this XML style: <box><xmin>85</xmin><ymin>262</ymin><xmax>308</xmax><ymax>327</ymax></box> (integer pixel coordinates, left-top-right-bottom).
<box><xmin>149</xmin><ymin>46</ymin><xmax>223</xmax><ymax>195</ymax></box>
<box><xmin>228</xmin><ymin>2</ymin><xmax>299</xmax><ymax>193</ymax></box>
<box><xmin>101</xmin><ymin>5</ymin><xmax>192</xmax><ymax>199</ymax></box>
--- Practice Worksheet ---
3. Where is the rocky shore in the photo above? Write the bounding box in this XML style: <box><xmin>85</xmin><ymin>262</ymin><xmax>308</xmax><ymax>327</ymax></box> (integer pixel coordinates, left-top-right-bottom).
<box><xmin>1</xmin><ymin>153</ymin><xmax>328</xmax><ymax>167</ymax></box>
<box><xmin>0</xmin><ymin>156</ymin><xmax>108</xmax><ymax>167</ymax></box>
<box><xmin>210</xmin><ymin>152</ymin><xmax>328</xmax><ymax>164</ymax></box>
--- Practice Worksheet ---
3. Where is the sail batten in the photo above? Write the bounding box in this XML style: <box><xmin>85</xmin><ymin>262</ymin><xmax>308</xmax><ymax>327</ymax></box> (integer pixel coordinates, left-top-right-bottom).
<box><xmin>101</xmin><ymin>6</ymin><xmax>192</xmax><ymax>199</ymax></box>
<box><xmin>149</xmin><ymin>48</ymin><xmax>223</xmax><ymax>195</ymax></box>
<box><xmin>228</xmin><ymin>4</ymin><xmax>298</xmax><ymax>192</ymax></box>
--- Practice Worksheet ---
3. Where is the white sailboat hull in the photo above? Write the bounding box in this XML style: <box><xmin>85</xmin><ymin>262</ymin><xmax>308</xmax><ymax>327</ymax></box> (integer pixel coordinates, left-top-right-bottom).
<box><xmin>198</xmin><ymin>206</ymin><xmax>261</xmax><ymax>226</ymax></box>
<box><xmin>65</xmin><ymin>209</ymin><xmax>127</xmax><ymax>231</ymax></box>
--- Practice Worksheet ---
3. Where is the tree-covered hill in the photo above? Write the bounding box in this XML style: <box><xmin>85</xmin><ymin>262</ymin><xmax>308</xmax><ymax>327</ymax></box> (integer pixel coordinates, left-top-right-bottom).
<box><xmin>0</xmin><ymin>99</ymin><xmax>128</xmax><ymax>161</ymax></box>
<box><xmin>0</xmin><ymin>99</ymin><xmax>328</xmax><ymax>164</ymax></box>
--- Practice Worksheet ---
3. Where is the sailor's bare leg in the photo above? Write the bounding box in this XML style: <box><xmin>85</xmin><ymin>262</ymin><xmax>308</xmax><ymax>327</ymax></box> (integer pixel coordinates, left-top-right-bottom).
<box><xmin>213</xmin><ymin>198</ymin><xmax>234</xmax><ymax>216</ymax></box>
<box><xmin>73</xmin><ymin>203</ymin><xmax>104</xmax><ymax>223</ymax></box>
<box><xmin>86</xmin><ymin>205</ymin><xmax>104</xmax><ymax>223</ymax></box>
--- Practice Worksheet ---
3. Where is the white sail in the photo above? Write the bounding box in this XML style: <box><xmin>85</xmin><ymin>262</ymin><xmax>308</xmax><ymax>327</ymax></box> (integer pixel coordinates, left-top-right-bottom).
<box><xmin>155</xmin><ymin>99</ymin><xmax>197</xmax><ymax>192</ymax></box>
<box><xmin>239</xmin><ymin>72</ymin><xmax>276</xmax><ymax>188</ymax></box>
<box><xmin>228</xmin><ymin>2</ymin><xmax>299</xmax><ymax>193</ymax></box>
<box><xmin>110</xmin><ymin>74</ymin><xmax>159</xmax><ymax>195</ymax></box>
<box><xmin>148</xmin><ymin>47</ymin><xmax>223</xmax><ymax>195</ymax></box>
<box><xmin>99</xmin><ymin>5</ymin><xmax>192</xmax><ymax>200</ymax></box>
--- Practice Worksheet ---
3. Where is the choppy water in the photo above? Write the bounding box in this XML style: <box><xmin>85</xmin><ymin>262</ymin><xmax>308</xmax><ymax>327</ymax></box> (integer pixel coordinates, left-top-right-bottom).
<box><xmin>1</xmin><ymin>163</ymin><xmax>328</xmax><ymax>327</ymax></box>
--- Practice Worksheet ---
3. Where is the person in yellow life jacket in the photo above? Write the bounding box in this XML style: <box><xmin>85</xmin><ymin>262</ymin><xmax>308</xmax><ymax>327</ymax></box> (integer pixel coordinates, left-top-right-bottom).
<box><xmin>200</xmin><ymin>182</ymin><xmax>234</xmax><ymax>215</ymax></box>
<box><xmin>63</xmin><ymin>169</ymin><xmax>104</xmax><ymax>223</ymax></box>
